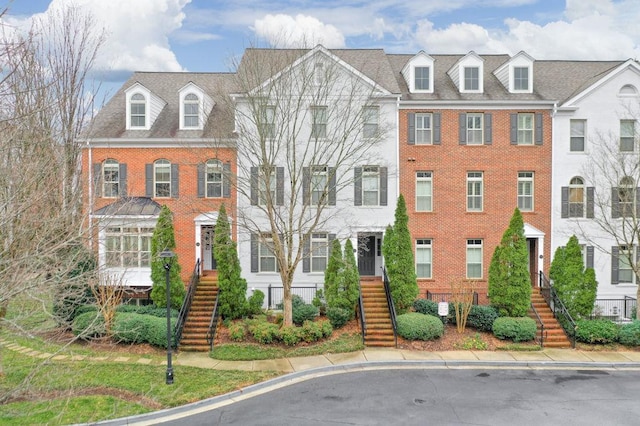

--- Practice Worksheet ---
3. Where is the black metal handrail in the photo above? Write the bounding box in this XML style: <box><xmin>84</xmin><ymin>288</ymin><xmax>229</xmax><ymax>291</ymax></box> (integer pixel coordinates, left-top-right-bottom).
<box><xmin>175</xmin><ymin>259</ymin><xmax>200</xmax><ymax>346</ymax></box>
<box><xmin>382</xmin><ymin>267</ymin><xmax>397</xmax><ymax>348</ymax></box>
<box><xmin>206</xmin><ymin>290</ymin><xmax>221</xmax><ymax>350</ymax></box>
<box><xmin>426</xmin><ymin>291</ymin><xmax>479</xmax><ymax>305</ymax></box>
<box><xmin>357</xmin><ymin>281</ymin><xmax>366</xmax><ymax>344</ymax></box>
<box><xmin>539</xmin><ymin>271</ymin><xmax>577</xmax><ymax>348</ymax></box>
<box><xmin>530</xmin><ymin>302</ymin><xmax>545</xmax><ymax>348</ymax></box>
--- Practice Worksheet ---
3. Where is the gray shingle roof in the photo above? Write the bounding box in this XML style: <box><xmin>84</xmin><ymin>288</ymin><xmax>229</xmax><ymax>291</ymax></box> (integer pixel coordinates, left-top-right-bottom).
<box><xmin>94</xmin><ymin>197</ymin><xmax>161</xmax><ymax>216</ymax></box>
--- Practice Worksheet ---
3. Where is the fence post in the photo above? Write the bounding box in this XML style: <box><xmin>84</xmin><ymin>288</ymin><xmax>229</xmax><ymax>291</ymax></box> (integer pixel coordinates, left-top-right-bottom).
<box><xmin>268</xmin><ymin>284</ymin><xmax>272</xmax><ymax>309</ymax></box>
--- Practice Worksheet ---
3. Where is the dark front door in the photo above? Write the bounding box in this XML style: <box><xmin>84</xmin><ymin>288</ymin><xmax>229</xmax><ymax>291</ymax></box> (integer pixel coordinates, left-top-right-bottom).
<box><xmin>527</xmin><ymin>238</ymin><xmax>536</xmax><ymax>287</ymax></box>
<box><xmin>358</xmin><ymin>235</ymin><xmax>376</xmax><ymax>276</ymax></box>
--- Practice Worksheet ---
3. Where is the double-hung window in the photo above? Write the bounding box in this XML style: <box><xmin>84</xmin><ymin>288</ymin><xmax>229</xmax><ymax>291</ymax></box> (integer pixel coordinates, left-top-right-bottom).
<box><xmin>154</xmin><ymin>159</ymin><xmax>171</xmax><ymax>198</ymax></box>
<box><xmin>416</xmin><ymin>171</ymin><xmax>433</xmax><ymax>212</ymax></box>
<box><xmin>466</xmin><ymin>239</ymin><xmax>483</xmax><ymax>279</ymax></box>
<box><xmin>467</xmin><ymin>172</ymin><xmax>483</xmax><ymax>212</ymax></box>
<box><xmin>183</xmin><ymin>93</ymin><xmax>199</xmax><ymax>128</ymax></box>
<box><xmin>620</xmin><ymin>120</ymin><xmax>635</xmax><ymax>152</ymax></box>
<box><xmin>363</xmin><ymin>106</ymin><xmax>378</xmax><ymax>139</ymax></box>
<box><xmin>569</xmin><ymin>177</ymin><xmax>585</xmax><ymax>217</ymax></box>
<box><xmin>618</xmin><ymin>176</ymin><xmax>635</xmax><ymax>217</ymax></box>
<box><xmin>130</xmin><ymin>93</ymin><xmax>146</xmax><ymax>128</ymax></box>
<box><xmin>416</xmin><ymin>239</ymin><xmax>432</xmax><ymax>279</ymax></box>
<box><xmin>206</xmin><ymin>159</ymin><xmax>223</xmax><ymax>198</ymax></box>
<box><xmin>362</xmin><ymin>166</ymin><xmax>380</xmax><ymax>206</ymax></box>
<box><xmin>415</xmin><ymin>66</ymin><xmax>430</xmax><ymax>91</ymax></box>
<box><xmin>466</xmin><ymin>113</ymin><xmax>483</xmax><ymax>145</ymax></box>
<box><xmin>311</xmin><ymin>166</ymin><xmax>328</xmax><ymax>205</ymax></box>
<box><xmin>517</xmin><ymin>172</ymin><xmax>534</xmax><ymax>212</ymax></box>
<box><xmin>259</xmin><ymin>235</ymin><xmax>277</xmax><ymax>272</ymax></box>
<box><xmin>464</xmin><ymin>67</ymin><xmax>479</xmax><ymax>91</ymax></box>
<box><xmin>259</xmin><ymin>165</ymin><xmax>277</xmax><ymax>206</ymax></box>
<box><xmin>570</xmin><ymin>119</ymin><xmax>586</xmax><ymax>152</ymax></box>
<box><xmin>517</xmin><ymin>113</ymin><xmax>534</xmax><ymax>145</ymax></box>
<box><xmin>103</xmin><ymin>159</ymin><xmax>120</xmax><ymax>198</ymax></box>
<box><xmin>513</xmin><ymin>67</ymin><xmax>529</xmax><ymax>91</ymax></box>
<box><xmin>311</xmin><ymin>233</ymin><xmax>329</xmax><ymax>272</ymax></box>
<box><xmin>415</xmin><ymin>113</ymin><xmax>432</xmax><ymax>145</ymax></box>
<box><xmin>311</xmin><ymin>106</ymin><xmax>327</xmax><ymax>139</ymax></box>
<box><xmin>617</xmin><ymin>246</ymin><xmax>634</xmax><ymax>284</ymax></box>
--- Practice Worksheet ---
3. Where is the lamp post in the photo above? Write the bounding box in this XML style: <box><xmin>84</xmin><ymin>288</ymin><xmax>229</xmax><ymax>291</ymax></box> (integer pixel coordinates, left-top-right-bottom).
<box><xmin>160</xmin><ymin>249</ymin><xmax>175</xmax><ymax>385</ymax></box>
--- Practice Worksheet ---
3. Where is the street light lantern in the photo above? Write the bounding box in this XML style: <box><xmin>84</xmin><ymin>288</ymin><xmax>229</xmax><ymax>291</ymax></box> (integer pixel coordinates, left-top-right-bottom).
<box><xmin>160</xmin><ymin>249</ymin><xmax>175</xmax><ymax>385</ymax></box>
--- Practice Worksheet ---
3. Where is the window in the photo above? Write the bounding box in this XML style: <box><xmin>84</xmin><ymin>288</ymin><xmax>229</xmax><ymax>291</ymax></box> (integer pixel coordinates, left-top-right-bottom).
<box><xmin>154</xmin><ymin>159</ymin><xmax>171</xmax><ymax>198</ymax></box>
<box><xmin>311</xmin><ymin>165</ymin><xmax>328</xmax><ymax>205</ymax></box>
<box><xmin>311</xmin><ymin>106</ymin><xmax>327</xmax><ymax>138</ymax></box>
<box><xmin>464</xmin><ymin>67</ymin><xmax>479</xmax><ymax>91</ymax></box>
<box><xmin>259</xmin><ymin>165</ymin><xmax>277</xmax><ymax>205</ymax></box>
<box><xmin>513</xmin><ymin>67</ymin><xmax>529</xmax><ymax>91</ymax></box>
<box><xmin>183</xmin><ymin>93</ymin><xmax>199</xmax><ymax>128</ymax></box>
<box><xmin>620</xmin><ymin>120</ymin><xmax>635</xmax><ymax>152</ymax></box>
<box><xmin>130</xmin><ymin>93</ymin><xmax>146</xmax><ymax>128</ymax></box>
<box><xmin>314</xmin><ymin>61</ymin><xmax>324</xmax><ymax>85</ymax></box>
<box><xmin>416</xmin><ymin>239</ymin><xmax>432</xmax><ymax>278</ymax></box>
<box><xmin>362</xmin><ymin>166</ymin><xmax>380</xmax><ymax>206</ymax></box>
<box><xmin>105</xmin><ymin>226</ymin><xmax>153</xmax><ymax>268</ymax></box>
<box><xmin>466</xmin><ymin>113</ymin><xmax>483</xmax><ymax>145</ymax></box>
<box><xmin>205</xmin><ymin>159</ymin><xmax>223</xmax><ymax>198</ymax></box>
<box><xmin>467</xmin><ymin>172</ymin><xmax>483</xmax><ymax>212</ymax></box>
<box><xmin>103</xmin><ymin>159</ymin><xmax>120</xmax><ymax>198</ymax></box>
<box><xmin>363</xmin><ymin>107</ymin><xmax>378</xmax><ymax>139</ymax></box>
<box><xmin>618</xmin><ymin>246</ymin><xmax>634</xmax><ymax>284</ymax></box>
<box><xmin>415</xmin><ymin>66</ymin><xmax>430</xmax><ymax>91</ymax></box>
<box><xmin>416</xmin><ymin>171</ymin><xmax>433</xmax><ymax>212</ymax></box>
<box><xmin>415</xmin><ymin>113</ymin><xmax>432</xmax><ymax>145</ymax></box>
<box><xmin>517</xmin><ymin>172</ymin><xmax>534</xmax><ymax>212</ymax></box>
<box><xmin>259</xmin><ymin>235</ymin><xmax>277</xmax><ymax>272</ymax></box>
<box><xmin>517</xmin><ymin>113</ymin><xmax>534</xmax><ymax>145</ymax></box>
<box><xmin>466</xmin><ymin>239</ymin><xmax>483</xmax><ymax>279</ymax></box>
<box><xmin>570</xmin><ymin>119</ymin><xmax>586</xmax><ymax>152</ymax></box>
<box><xmin>311</xmin><ymin>233</ymin><xmax>329</xmax><ymax>272</ymax></box>
<box><xmin>617</xmin><ymin>176</ymin><xmax>635</xmax><ymax>217</ymax></box>
<box><xmin>569</xmin><ymin>177</ymin><xmax>585</xmax><ymax>217</ymax></box>
<box><xmin>261</xmin><ymin>106</ymin><xmax>276</xmax><ymax>139</ymax></box>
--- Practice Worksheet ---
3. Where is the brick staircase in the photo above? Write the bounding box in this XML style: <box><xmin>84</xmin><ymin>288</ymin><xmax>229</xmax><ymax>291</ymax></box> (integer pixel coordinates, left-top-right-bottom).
<box><xmin>360</xmin><ymin>278</ymin><xmax>396</xmax><ymax>347</ymax></box>
<box><xmin>178</xmin><ymin>272</ymin><xmax>219</xmax><ymax>352</ymax></box>
<box><xmin>529</xmin><ymin>289</ymin><xmax>572</xmax><ymax>348</ymax></box>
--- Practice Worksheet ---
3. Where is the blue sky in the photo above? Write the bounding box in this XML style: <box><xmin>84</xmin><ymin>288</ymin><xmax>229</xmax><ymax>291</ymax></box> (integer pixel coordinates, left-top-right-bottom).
<box><xmin>4</xmin><ymin>0</ymin><xmax>640</xmax><ymax>85</ymax></box>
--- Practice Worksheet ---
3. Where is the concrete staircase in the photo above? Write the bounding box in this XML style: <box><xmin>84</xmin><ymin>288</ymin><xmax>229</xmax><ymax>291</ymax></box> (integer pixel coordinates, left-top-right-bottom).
<box><xmin>360</xmin><ymin>278</ymin><xmax>396</xmax><ymax>347</ymax></box>
<box><xmin>178</xmin><ymin>272</ymin><xmax>219</xmax><ymax>352</ymax></box>
<box><xmin>529</xmin><ymin>289</ymin><xmax>572</xmax><ymax>348</ymax></box>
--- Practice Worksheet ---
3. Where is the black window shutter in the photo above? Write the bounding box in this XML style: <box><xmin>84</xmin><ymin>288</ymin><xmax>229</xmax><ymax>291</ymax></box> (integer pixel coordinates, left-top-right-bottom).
<box><xmin>119</xmin><ymin>164</ymin><xmax>127</xmax><ymax>197</ymax></box>
<box><xmin>250</xmin><ymin>167</ymin><xmax>258</xmax><ymax>205</ymax></box>
<box><xmin>379</xmin><ymin>167</ymin><xmax>388</xmax><ymax>206</ymax></box>
<box><xmin>303</xmin><ymin>167</ymin><xmax>310</xmax><ymax>205</ymax></box>
<box><xmin>612</xmin><ymin>188</ymin><xmax>620</xmax><ymax>218</ymax></box>
<box><xmin>433</xmin><ymin>113</ymin><xmax>441</xmax><ymax>145</ymax></box>
<box><xmin>534</xmin><ymin>113</ymin><xmax>543</xmax><ymax>145</ymax></box>
<box><xmin>484</xmin><ymin>113</ymin><xmax>492</xmax><ymax>145</ymax></box>
<box><xmin>303</xmin><ymin>236</ymin><xmax>310</xmax><ymax>273</ymax></box>
<box><xmin>561</xmin><ymin>186</ymin><xmax>569</xmax><ymax>218</ymax></box>
<box><xmin>223</xmin><ymin>163</ymin><xmax>231</xmax><ymax>198</ymax></box>
<box><xmin>276</xmin><ymin>167</ymin><xmax>284</xmax><ymax>206</ymax></box>
<box><xmin>329</xmin><ymin>167</ymin><xmax>336</xmax><ymax>206</ymax></box>
<box><xmin>408</xmin><ymin>113</ymin><xmax>415</xmax><ymax>145</ymax></box>
<box><xmin>586</xmin><ymin>246</ymin><xmax>594</xmax><ymax>269</ymax></box>
<box><xmin>93</xmin><ymin>163</ymin><xmax>102</xmax><ymax>197</ymax></box>
<box><xmin>611</xmin><ymin>246</ymin><xmax>619</xmax><ymax>285</ymax></box>
<box><xmin>171</xmin><ymin>163</ymin><xmax>179</xmax><ymax>198</ymax></box>
<box><xmin>145</xmin><ymin>164</ymin><xmax>153</xmax><ymax>197</ymax></box>
<box><xmin>586</xmin><ymin>187</ymin><xmax>594</xmax><ymax>218</ymax></box>
<box><xmin>197</xmin><ymin>163</ymin><xmax>205</xmax><ymax>198</ymax></box>
<box><xmin>251</xmin><ymin>234</ymin><xmax>259</xmax><ymax>272</ymax></box>
<box><xmin>354</xmin><ymin>167</ymin><xmax>362</xmax><ymax>206</ymax></box>
<box><xmin>458</xmin><ymin>113</ymin><xmax>467</xmax><ymax>145</ymax></box>
<box><xmin>510</xmin><ymin>114</ymin><xmax>518</xmax><ymax>144</ymax></box>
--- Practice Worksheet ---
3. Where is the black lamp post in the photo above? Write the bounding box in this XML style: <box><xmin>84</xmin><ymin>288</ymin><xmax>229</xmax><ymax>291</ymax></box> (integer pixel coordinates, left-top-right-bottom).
<box><xmin>160</xmin><ymin>249</ymin><xmax>175</xmax><ymax>385</ymax></box>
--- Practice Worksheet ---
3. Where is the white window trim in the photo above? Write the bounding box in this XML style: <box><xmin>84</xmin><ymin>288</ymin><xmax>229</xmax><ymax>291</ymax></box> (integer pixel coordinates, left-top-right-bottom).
<box><xmin>510</xmin><ymin>64</ymin><xmax>533</xmax><ymax>93</ymax></box>
<box><xmin>466</xmin><ymin>113</ymin><xmax>484</xmax><ymax>145</ymax></box>
<box><xmin>517</xmin><ymin>171</ymin><xmax>534</xmax><ymax>212</ymax></box>
<box><xmin>415</xmin><ymin>113</ymin><xmax>433</xmax><ymax>145</ymax></box>
<box><xmin>416</xmin><ymin>239</ymin><xmax>433</xmax><ymax>279</ymax></box>
<box><xmin>467</xmin><ymin>172</ymin><xmax>483</xmax><ymax>212</ymax></box>
<box><xmin>416</xmin><ymin>171</ymin><xmax>433</xmax><ymax>212</ymax></box>
<box><xmin>154</xmin><ymin>159</ymin><xmax>171</xmax><ymax>198</ymax></box>
<box><xmin>466</xmin><ymin>239</ymin><xmax>483</xmax><ymax>279</ymax></box>
<box><xmin>180</xmin><ymin>93</ymin><xmax>202</xmax><ymax>130</ymax></box>
<box><xmin>127</xmin><ymin>92</ymin><xmax>149</xmax><ymax>130</ymax></box>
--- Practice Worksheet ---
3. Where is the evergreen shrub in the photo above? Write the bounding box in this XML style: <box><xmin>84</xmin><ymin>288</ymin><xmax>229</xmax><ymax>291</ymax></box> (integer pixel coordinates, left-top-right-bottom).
<box><xmin>228</xmin><ymin>321</ymin><xmax>247</xmax><ymax>342</ymax></box>
<box><xmin>326</xmin><ymin>306</ymin><xmax>351</xmax><ymax>328</ymax></box>
<box><xmin>466</xmin><ymin>305</ymin><xmax>499</xmax><ymax>332</ymax></box>
<box><xmin>300</xmin><ymin>320</ymin><xmax>324</xmax><ymax>342</ymax></box>
<box><xmin>249</xmin><ymin>321</ymin><xmax>279</xmax><ymax>344</ymax></box>
<box><xmin>618</xmin><ymin>321</ymin><xmax>640</xmax><ymax>346</ymax></box>
<box><xmin>72</xmin><ymin>311</ymin><xmax>105</xmax><ymax>338</ymax></box>
<box><xmin>247</xmin><ymin>290</ymin><xmax>265</xmax><ymax>316</ymax></box>
<box><xmin>413</xmin><ymin>299</ymin><xmax>438</xmax><ymax>316</ymax></box>
<box><xmin>279</xmin><ymin>325</ymin><xmax>302</xmax><ymax>346</ymax></box>
<box><xmin>575</xmin><ymin>319</ymin><xmax>619</xmax><ymax>344</ymax></box>
<box><xmin>396</xmin><ymin>313</ymin><xmax>444</xmax><ymax>341</ymax></box>
<box><xmin>112</xmin><ymin>313</ymin><xmax>149</xmax><ymax>344</ymax></box>
<box><xmin>492</xmin><ymin>317</ymin><xmax>536</xmax><ymax>342</ymax></box>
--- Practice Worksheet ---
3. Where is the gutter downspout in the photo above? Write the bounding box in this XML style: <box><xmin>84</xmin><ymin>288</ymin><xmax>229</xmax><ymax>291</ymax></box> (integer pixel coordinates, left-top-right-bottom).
<box><xmin>87</xmin><ymin>139</ymin><xmax>93</xmax><ymax>247</ymax></box>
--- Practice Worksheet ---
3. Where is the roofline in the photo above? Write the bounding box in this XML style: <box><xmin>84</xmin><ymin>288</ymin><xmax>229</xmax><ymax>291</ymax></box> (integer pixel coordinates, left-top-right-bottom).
<box><xmin>80</xmin><ymin>138</ymin><xmax>236</xmax><ymax>148</ymax></box>
<box><xmin>399</xmin><ymin>100</ymin><xmax>556</xmax><ymax>109</ymax></box>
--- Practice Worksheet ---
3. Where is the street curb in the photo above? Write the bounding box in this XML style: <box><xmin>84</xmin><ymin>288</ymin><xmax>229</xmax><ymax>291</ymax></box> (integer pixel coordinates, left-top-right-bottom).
<box><xmin>89</xmin><ymin>359</ymin><xmax>640</xmax><ymax>425</ymax></box>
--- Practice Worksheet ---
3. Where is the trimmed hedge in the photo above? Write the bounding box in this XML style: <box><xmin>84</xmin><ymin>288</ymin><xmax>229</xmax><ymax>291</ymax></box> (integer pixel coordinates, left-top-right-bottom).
<box><xmin>116</xmin><ymin>304</ymin><xmax>178</xmax><ymax>318</ymax></box>
<box><xmin>293</xmin><ymin>303</ymin><xmax>319</xmax><ymax>325</ymax></box>
<box><xmin>575</xmin><ymin>319</ymin><xmax>619</xmax><ymax>344</ymax></box>
<box><xmin>413</xmin><ymin>299</ymin><xmax>439</xmax><ymax>317</ymax></box>
<box><xmin>326</xmin><ymin>307</ymin><xmax>351</xmax><ymax>329</ymax></box>
<box><xmin>73</xmin><ymin>311</ymin><xmax>174</xmax><ymax>347</ymax></box>
<box><xmin>396</xmin><ymin>313</ymin><xmax>443</xmax><ymax>341</ymax></box>
<box><xmin>466</xmin><ymin>305</ymin><xmax>500</xmax><ymax>332</ymax></box>
<box><xmin>492</xmin><ymin>317</ymin><xmax>536</xmax><ymax>342</ymax></box>
<box><xmin>72</xmin><ymin>311</ymin><xmax>105</xmax><ymax>338</ymax></box>
<box><xmin>247</xmin><ymin>290</ymin><xmax>265</xmax><ymax>316</ymax></box>
<box><xmin>619</xmin><ymin>321</ymin><xmax>640</xmax><ymax>346</ymax></box>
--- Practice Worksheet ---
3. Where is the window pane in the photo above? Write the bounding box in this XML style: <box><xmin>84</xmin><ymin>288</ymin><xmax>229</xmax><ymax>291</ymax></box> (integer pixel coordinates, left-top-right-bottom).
<box><xmin>570</xmin><ymin>120</ymin><xmax>585</xmax><ymax>152</ymax></box>
<box><xmin>620</xmin><ymin>120</ymin><xmax>635</xmax><ymax>152</ymax></box>
<box><xmin>415</xmin><ymin>66</ymin><xmax>430</xmax><ymax>90</ymax></box>
<box><xmin>416</xmin><ymin>114</ymin><xmax>432</xmax><ymax>145</ymax></box>
<box><xmin>514</xmin><ymin>67</ymin><xmax>528</xmax><ymax>90</ymax></box>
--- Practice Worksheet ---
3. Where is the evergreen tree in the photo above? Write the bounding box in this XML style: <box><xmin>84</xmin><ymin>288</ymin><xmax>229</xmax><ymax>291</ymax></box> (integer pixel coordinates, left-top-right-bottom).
<box><xmin>214</xmin><ymin>204</ymin><xmax>249</xmax><ymax>319</ymax></box>
<box><xmin>487</xmin><ymin>208</ymin><xmax>531</xmax><ymax>317</ymax></box>
<box><xmin>549</xmin><ymin>235</ymin><xmax>598</xmax><ymax>319</ymax></box>
<box><xmin>150</xmin><ymin>205</ymin><xmax>185</xmax><ymax>309</ymax></box>
<box><xmin>324</xmin><ymin>238</ymin><xmax>343</xmax><ymax>309</ymax></box>
<box><xmin>341</xmin><ymin>238</ymin><xmax>361</xmax><ymax>315</ymax></box>
<box><xmin>383</xmin><ymin>195</ymin><xmax>418</xmax><ymax>314</ymax></box>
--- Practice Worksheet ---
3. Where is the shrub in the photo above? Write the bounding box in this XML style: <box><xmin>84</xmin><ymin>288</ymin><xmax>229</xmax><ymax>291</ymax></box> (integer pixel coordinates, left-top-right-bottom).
<box><xmin>413</xmin><ymin>299</ymin><xmax>438</xmax><ymax>316</ymax></box>
<box><xmin>72</xmin><ymin>311</ymin><xmax>106</xmax><ymax>339</ymax></box>
<box><xmin>249</xmin><ymin>321</ymin><xmax>280</xmax><ymax>344</ymax></box>
<box><xmin>619</xmin><ymin>321</ymin><xmax>640</xmax><ymax>346</ymax></box>
<box><xmin>228</xmin><ymin>321</ymin><xmax>247</xmax><ymax>342</ymax></box>
<box><xmin>326</xmin><ymin>306</ymin><xmax>351</xmax><ymax>329</ymax></box>
<box><xmin>293</xmin><ymin>302</ymin><xmax>319</xmax><ymax>325</ymax></box>
<box><xmin>319</xmin><ymin>320</ymin><xmax>333</xmax><ymax>338</ymax></box>
<box><xmin>116</xmin><ymin>304</ymin><xmax>178</xmax><ymax>318</ymax></box>
<box><xmin>396</xmin><ymin>313</ymin><xmax>444</xmax><ymax>341</ymax></box>
<box><xmin>247</xmin><ymin>290</ymin><xmax>265</xmax><ymax>317</ymax></box>
<box><xmin>575</xmin><ymin>319</ymin><xmax>619</xmax><ymax>344</ymax></box>
<box><xmin>300</xmin><ymin>320</ymin><xmax>324</xmax><ymax>343</ymax></box>
<box><xmin>145</xmin><ymin>316</ymin><xmax>171</xmax><ymax>348</ymax></box>
<box><xmin>492</xmin><ymin>317</ymin><xmax>536</xmax><ymax>342</ymax></box>
<box><xmin>279</xmin><ymin>325</ymin><xmax>302</xmax><ymax>346</ymax></box>
<box><xmin>112</xmin><ymin>313</ymin><xmax>149</xmax><ymax>344</ymax></box>
<box><xmin>466</xmin><ymin>305</ymin><xmax>499</xmax><ymax>332</ymax></box>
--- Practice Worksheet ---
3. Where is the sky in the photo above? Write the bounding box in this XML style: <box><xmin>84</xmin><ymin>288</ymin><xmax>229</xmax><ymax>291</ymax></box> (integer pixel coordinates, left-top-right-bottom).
<box><xmin>3</xmin><ymin>0</ymin><xmax>640</xmax><ymax>90</ymax></box>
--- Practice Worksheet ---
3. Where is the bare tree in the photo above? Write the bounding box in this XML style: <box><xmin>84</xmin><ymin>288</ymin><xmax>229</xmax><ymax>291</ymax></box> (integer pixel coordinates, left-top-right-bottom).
<box><xmin>227</xmin><ymin>46</ymin><xmax>394</xmax><ymax>325</ymax></box>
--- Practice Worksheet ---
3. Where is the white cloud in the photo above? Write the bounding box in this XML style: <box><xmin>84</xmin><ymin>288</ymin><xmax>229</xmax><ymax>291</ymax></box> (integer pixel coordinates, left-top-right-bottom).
<box><xmin>253</xmin><ymin>14</ymin><xmax>346</xmax><ymax>48</ymax></box>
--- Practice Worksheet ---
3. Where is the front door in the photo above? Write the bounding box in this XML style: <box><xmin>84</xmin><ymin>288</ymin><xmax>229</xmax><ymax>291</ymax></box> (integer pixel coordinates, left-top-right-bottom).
<box><xmin>358</xmin><ymin>235</ymin><xmax>376</xmax><ymax>276</ymax></box>
<box><xmin>527</xmin><ymin>238</ymin><xmax>537</xmax><ymax>287</ymax></box>
<box><xmin>202</xmin><ymin>226</ymin><xmax>217</xmax><ymax>270</ymax></box>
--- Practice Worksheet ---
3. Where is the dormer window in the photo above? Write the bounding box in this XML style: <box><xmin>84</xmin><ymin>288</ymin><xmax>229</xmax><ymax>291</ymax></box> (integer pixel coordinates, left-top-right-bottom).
<box><xmin>183</xmin><ymin>93</ymin><xmax>199</xmax><ymax>128</ymax></box>
<box><xmin>464</xmin><ymin>67</ymin><xmax>479</xmax><ymax>91</ymax></box>
<box><xmin>494</xmin><ymin>52</ymin><xmax>534</xmax><ymax>93</ymax></box>
<box><xmin>514</xmin><ymin>67</ymin><xmax>529</xmax><ymax>91</ymax></box>
<box><xmin>401</xmin><ymin>51</ymin><xmax>434</xmax><ymax>93</ymax></box>
<box><xmin>130</xmin><ymin>93</ymin><xmax>146</xmax><ymax>128</ymax></box>
<box><xmin>415</xmin><ymin>67</ymin><xmax>430</xmax><ymax>91</ymax></box>
<box><xmin>448</xmin><ymin>52</ymin><xmax>484</xmax><ymax>93</ymax></box>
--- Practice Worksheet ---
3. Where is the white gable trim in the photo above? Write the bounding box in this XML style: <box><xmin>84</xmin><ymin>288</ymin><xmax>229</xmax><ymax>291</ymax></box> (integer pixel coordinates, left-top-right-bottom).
<box><xmin>447</xmin><ymin>51</ymin><xmax>484</xmax><ymax>94</ymax></box>
<box><xmin>124</xmin><ymin>82</ymin><xmax>167</xmax><ymax>131</ymax></box>
<box><xmin>562</xmin><ymin>59</ymin><xmax>640</xmax><ymax>107</ymax></box>
<box><xmin>178</xmin><ymin>82</ymin><xmax>215</xmax><ymax>130</ymax></box>
<box><xmin>401</xmin><ymin>51</ymin><xmax>434</xmax><ymax>93</ymax></box>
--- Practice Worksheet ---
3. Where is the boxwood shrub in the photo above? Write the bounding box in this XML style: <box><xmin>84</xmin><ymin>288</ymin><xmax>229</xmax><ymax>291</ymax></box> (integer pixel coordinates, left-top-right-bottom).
<box><xmin>326</xmin><ymin>306</ymin><xmax>351</xmax><ymax>329</ymax></box>
<box><xmin>466</xmin><ymin>305</ymin><xmax>499</xmax><ymax>332</ymax></box>
<box><xmin>396</xmin><ymin>313</ymin><xmax>444</xmax><ymax>341</ymax></box>
<box><xmin>492</xmin><ymin>317</ymin><xmax>536</xmax><ymax>342</ymax></box>
<box><xmin>249</xmin><ymin>321</ymin><xmax>280</xmax><ymax>344</ymax></box>
<box><xmin>300</xmin><ymin>320</ymin><xmax>324</xmax><ymax>343</ymax></box>
<box><xmin>72</xmin><ymin>311</ymin><xmax>106</xmax><ymax>339</ymax></box>
<box><xmin>112</xmin><ymin>313</ymin><xmax>149</xmax><ymax>344</ymax></box>
<box><xmin>293</xmin><ymin>303</ymin><xmax>319</xmax><ymax>325</ymax></box>
<box><xmin>413</xmin><ymin>299</ymin><xmax>438</xmax><ymax>316</ymax></box>
<box><xmin>116</xmin><ymin>304</ymin><xmax>178</xmax><ymax>318</ymax></box>
<box><xmin>575</xmin><ymin>319</ymin><xmax>619</xmax><ymax>344</ymax></box>
<box><xmin>279</xmin><ymin>325</ymin><xmax>302</xmax><ymax>346</ymax></box>
<box><xmin>618</xmin><ymin>321</ymin><xmax>640</xmax><ymax>346</ymax></box>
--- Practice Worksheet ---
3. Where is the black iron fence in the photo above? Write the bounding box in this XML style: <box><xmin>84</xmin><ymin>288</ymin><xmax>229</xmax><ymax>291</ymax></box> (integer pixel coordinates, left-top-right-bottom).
<box><xmin>267</xmin><ymin>284</ymin><xmax>320</xmax><ymax>309</ymax></box>
<box><xmin>425</xmin><ymin>291</ymin><xmax>479</xmax><ymax>305</ymax></box>
<box><xmin>590</xmin><ymin>296</ymin><xmax>637</xmax><ymax>321</ymax></box>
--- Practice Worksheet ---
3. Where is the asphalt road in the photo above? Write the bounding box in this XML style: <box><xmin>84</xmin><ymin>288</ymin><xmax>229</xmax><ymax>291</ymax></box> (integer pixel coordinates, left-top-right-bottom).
<box><xmin>153</xmin><ymin>368</ymin><xmax>640</xmax><ymax>425</ymax></box>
